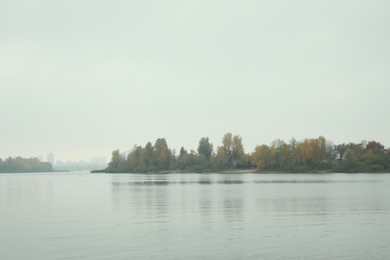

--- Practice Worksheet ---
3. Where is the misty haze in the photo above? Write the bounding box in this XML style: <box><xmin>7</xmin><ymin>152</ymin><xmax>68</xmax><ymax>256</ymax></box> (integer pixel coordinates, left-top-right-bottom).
<box><xmin>1</xmin><ymin>0</ymin><xmax>390</xmax><ymax>259</ymax></box>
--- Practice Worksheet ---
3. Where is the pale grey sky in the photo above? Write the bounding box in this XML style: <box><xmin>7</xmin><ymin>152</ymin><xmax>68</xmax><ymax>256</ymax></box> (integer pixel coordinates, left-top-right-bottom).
<box><xmin>1</xmin><ymin>0</ymin><xmax>389</xmax><ymax>161</ymax></box>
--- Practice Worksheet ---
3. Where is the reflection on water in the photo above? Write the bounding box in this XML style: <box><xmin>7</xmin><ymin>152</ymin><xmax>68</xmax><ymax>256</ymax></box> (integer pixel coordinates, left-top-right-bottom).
<box><xmin>1</xmin><ymin>173</ymin><xmax>390</xmax><ymax>259</ymax></box>
<box><xmin>223</xmin><ymin>197</ymin><xmax>244</xmax><ymax>223</ymax></box>
<box><xmin>111</xmin><ymin>179</ymin><xmax>379</xmax><ymax>186</ymax></box>
<box><xmin>256</xmin><ymin>197</ymin><xmax>329</xmax><ymax>217</ymax></box>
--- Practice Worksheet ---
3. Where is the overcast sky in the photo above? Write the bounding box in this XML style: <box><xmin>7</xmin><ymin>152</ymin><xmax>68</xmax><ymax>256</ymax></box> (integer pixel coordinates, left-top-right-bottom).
<box><xmin>1</xmin><ymin>0</ymin><xmax>389</xmax><ymax>162</ymax></box>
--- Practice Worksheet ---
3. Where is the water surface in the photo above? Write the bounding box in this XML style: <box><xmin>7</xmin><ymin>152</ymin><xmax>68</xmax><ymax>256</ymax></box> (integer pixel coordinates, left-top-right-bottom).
<box><xmin>1</xmin><ymin>172</ymin><xmax>389</xmax><ymax>259</ymax></box>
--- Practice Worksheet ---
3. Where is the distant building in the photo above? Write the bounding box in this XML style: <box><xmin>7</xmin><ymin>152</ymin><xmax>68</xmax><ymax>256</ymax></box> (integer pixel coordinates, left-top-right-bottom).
<box><xmin>47</xmin><ymin>152</ymin><xmax>55</xmax><ymax>166</ymax></box>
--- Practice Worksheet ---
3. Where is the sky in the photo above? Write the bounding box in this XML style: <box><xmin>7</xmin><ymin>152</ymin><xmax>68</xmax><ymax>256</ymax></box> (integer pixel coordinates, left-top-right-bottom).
<box><xmin>1</xmin><ymin>0</ymin><xmax>389</xmax><ymax>162</ymax></box>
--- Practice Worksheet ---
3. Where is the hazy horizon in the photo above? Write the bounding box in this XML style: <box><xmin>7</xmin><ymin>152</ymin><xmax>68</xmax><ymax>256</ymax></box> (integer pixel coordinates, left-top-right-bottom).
<box><xmin>1</xmin><ymin>0</ymin><xmax>389</xmax><ymax>162</ymax></box>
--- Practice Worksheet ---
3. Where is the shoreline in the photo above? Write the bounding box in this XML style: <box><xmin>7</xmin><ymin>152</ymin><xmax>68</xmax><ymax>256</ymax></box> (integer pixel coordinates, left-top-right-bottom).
<box><xmin>91</xmin><ymin>168</ymin><xmax>390</xmax><ymax>174</ymax></box>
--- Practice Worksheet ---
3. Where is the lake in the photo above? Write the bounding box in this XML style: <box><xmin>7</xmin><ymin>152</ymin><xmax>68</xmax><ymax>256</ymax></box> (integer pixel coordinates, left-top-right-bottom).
<box><xmin>1</xmin><ymin>172</ymin><xmax>389</xmax><ymax>259</ymax></box>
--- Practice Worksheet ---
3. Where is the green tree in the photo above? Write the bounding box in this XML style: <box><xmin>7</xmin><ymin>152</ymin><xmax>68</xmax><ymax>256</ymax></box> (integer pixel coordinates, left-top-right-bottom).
<box><xmin>138</xmin><ymin>142</ymin><xmax>154</xmax><ymax>173</ymax></box>
<box><xmin>107</xmin><ymin>150</ymin><xmax>123</xmax><ymax>172</ymax></box>
<box><xmin>197</xmin><ymin>137</ymin><xmax>213</xmax><ymax>161</ymax></box>
<box><xmin>126</xmin><ymin>145</ymin><xmax>143</xmax><ymax>172</ymax></box>
<box><xmin>363</xmin><ymin>141</ymin><xmax>386</xmax><ymax>171</ymax></box>
<box><xmin>335</xmin><ymin>144</ymin><xmax>347</xmax><ymax>161</ymax></box>
<box><xmin>0</xmin><ymin>157</ymin><xmax>53</xmax><ymax>173</ymax></box>
<box><xmin>177</xmin><ymin>147</ymin><xmax>188</xmax><ymax>170</ymax></box>
<box><xmin>176</xmin><ymin>147</ymin><xmax>205</xmax><ymax>172</ymax></box>
<box><xmin>366</xmin><ymin>141</ymin><xmax>385</xmax><ymax>154</ymax></box>
<box><xmin>344</xmin><ymin>149</ymin><xmax>357</xmax><ymax>171</ymax></box>
<box><xmin>232</xmin><ymin>135</ymin><xmax>245</xmax><ymax>167</ymax></box>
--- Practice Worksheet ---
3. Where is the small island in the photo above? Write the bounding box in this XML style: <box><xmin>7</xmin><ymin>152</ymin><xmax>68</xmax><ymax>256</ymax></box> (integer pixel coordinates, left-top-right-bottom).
<box><xmin>98</xmin><ymin>133</ymin><xmax>390</xmax><ymax>174</ymax></box>
<box><xmin>0</xmin><ymin>157</ymin><xmax>53</xmax><ymax>173</ymax></box>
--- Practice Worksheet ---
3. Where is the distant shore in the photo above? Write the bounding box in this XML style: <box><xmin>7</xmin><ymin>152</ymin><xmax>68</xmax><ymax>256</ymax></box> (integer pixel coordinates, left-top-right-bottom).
<box><xmin>90</xmin><ymin>168</ymin><xmax>389</xmax><ymax>174</ymax></box>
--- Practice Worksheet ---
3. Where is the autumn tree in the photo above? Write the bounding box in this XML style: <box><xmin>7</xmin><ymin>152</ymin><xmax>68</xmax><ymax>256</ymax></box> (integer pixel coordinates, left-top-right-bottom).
<box><xmin>252</xmin><ymin>145</ymin><xmax>271</xmax><ymax>170</ymax></box>
<box><xmin>213</xmin><ymin>146</ymin><xmax>228</xmax><ymax>170</ymax></box>
<box><xmin>154</xmin><ymin>138</ymin><xmax>171</xmax><ymax>171</ymax></box>
<box><xmin>104</xmin><ymin>135</ymin><xmax>389</xmax><ymax>173</ymax></box>
<box><xmin>221</xmin><ymin>133</ymin><xmax>234</xmax><ymax>167</ymax></box>
<box><xmin>218</xmin><ymin>133</ymin><xmax>245</xmax><ymax>168</ymax></box>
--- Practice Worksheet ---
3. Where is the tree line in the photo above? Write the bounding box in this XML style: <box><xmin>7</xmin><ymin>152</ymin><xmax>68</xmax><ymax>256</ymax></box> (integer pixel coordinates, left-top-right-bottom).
<box><xmin>104</xmin><ymin>133</ymin><xmax>390</xmax><ymax>173</ymax></box>
<box><xmin>0</xmin><ymin>157</ymin><xmax>53</xmax><ymax>173</ymax></box>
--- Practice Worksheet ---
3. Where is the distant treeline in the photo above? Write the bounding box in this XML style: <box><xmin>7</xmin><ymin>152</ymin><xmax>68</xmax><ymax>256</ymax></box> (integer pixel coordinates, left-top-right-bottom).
<box><xmin>104</xmin><ymin>133</ymin><xmax>390</xmax><ymax>173</ymax></box>
<box><xmin>0</xmin><ymin>157</ymin><xmax>53</xmax><ymax>173</ymax></box>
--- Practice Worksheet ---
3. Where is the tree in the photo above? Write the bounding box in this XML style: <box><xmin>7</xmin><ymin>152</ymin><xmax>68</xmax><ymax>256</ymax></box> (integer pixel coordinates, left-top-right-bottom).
<box><xmin>104</xmin><ymin>135</ymin><xmax>389</xmax><ymax>174</ymax></box>
<box><xmin>335</xmin><ymin>144</ymin><xmax>347</xmax><ymax>161</ymax></box>
<box><xmin>154</xmin><ymin>138</ymin><xmax>171</xmax><ymax>171</ymax></box>
<box><xmin>252</xmin><ymin>145</ymin><xmax>271</xmax><ymax>170</ymax></box>
<box><xmin>177</xmin><ymin>147</ymin><xmax>188</xmax><ymax>170</ymax></box>
<box><xmin>270</xmin><ymin>139</ymin><xmax>287</xmax><ymax>169</ymax></box>
<box><xmin>213</xmin><ymin>146</ymin><xmax>228</xmax><ymax>170</ymax></box>
<box><xmin>138</xmin><ymin>142</ymin><xmax>154</xmax><ymax>173</ymax></box>
<box><xmin>366</xmin><ymin>141</ymin><xmax>385</xmax><ymax>154</ymax></box>
<box><xmin>107</xmin><ymin>150</ymin><xmax>123</xmax><ymax>172</ymax></box>
<box><xmin>325</xmin><ymin>139</ymin><xmax>335</xmax><ymax>164</ymax></box>
<box><xmin>0</xmin><ymin>157</ymin><xmax>53</xmax><ymax>173</ymax></box>
<box><xmin>232</xmin><ymin>135</ymin><xmax>245</xmax><ymax>167</ymax></box>
<box><xmin>222</xmin><ymin>133</ymin><xmax>233</xmax><ymax>167</ymax></box>
<box><xmin>296</xmin><ymin>139</ymin><xmax>315</xmax><ymax>168</ymax></box>
<box><xmin>197</xmin><ymin>137</ymin><xmax>213</xmax><ymax>161</ymax></box>
<box><xmin>344</xmin><ymin>149</ymin><xmax>357</xmax><ymax>171</ymax></box>
<box><xmin>126</xmin><ymin>145</ymin><xmax>143</xmax><ymax>172</ymax></box>
<box><xmin>220</xmin><ymin>133</ymin><xmax>245</xmax><ymax>168</ymax></box>
<box><xmin>179</xmin><ymin>147</ymin><xmax>188</xmax><ymax>157</ymax></box>
<box><xmin>363</xmin><ymin>141</ymin><xmax>386</xmax><ymax>171</ymax></box>
<box><xmin>318</xmin><ymin>136</ymin><xmax>328</xmax><ymax>167</ymax></box>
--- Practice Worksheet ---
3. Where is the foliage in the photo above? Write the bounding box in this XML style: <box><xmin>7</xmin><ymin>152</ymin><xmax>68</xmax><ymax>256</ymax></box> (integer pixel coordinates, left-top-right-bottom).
<box><xmin>197</xmin><ymin>137</ymin><xmax>213</xmax><ymax>162</ymax></box>
<box><xmin>104</xmin><ymin>134</ymin><xmax>390</xmax><ymax>173</ymax></box>
<box><xmin>213</xmin><ymin>133</ymin><xmax>246</xmax><ymax>169</ymax></box>
<box><xmin>0</xmin><ymin>157</ymin><xmax>53</xmax><ymax>173</ymax></box>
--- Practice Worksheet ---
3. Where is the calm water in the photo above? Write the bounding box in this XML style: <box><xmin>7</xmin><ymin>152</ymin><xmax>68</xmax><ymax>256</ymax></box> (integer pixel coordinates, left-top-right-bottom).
<box><xmin>0</xmin><ymin>172</ymin><xmax>389</xmax><ymax>259</ymax></box>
